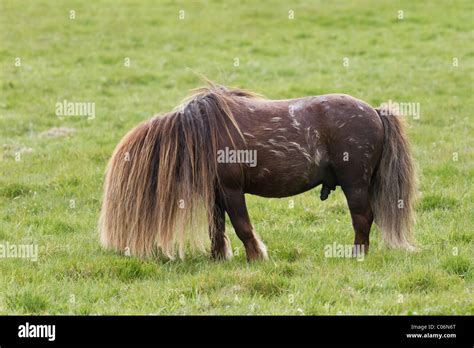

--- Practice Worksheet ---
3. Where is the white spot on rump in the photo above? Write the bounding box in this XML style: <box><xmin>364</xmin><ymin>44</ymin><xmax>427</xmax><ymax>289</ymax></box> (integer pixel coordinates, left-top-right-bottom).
<box><xmin>287</xmin><ymin>141</ymin><xmax>312</xmax><ymax>162</ymax></box>
<box><xmin>256</xmin><ymin>167</ymin><xmax>271</xmax><ymax>179</ymax></box>
<box><xmin>313</xmin><ymin>149</ymin><xmax>322</xmax><ymax>166</ymax></box>
<box><xmin>288</xmin><ymin>105</ymin><xmax>296</xmax><ymax>117</ymax></box>
<box><xmin>288</xmin><ymin>141</ymin><xmax>303</xmax><ymax>149</ymax></box>
<box><xmin>347</xmin><ymin>137</ymin><xmax>358</xmax><ymax>144</ymax></box>
<box><xmin>288</xmin><ymin>99</ymin><xmax>307</xmax><ymax>118</ymax></box>
<box><xmin>270</xmin><ymin>149</ymin><xmax>286</xmax><ymax>157</ymax></box>
<box><xmin>243</xmin><ymin>132</ymin><xmax>255</xmax><ymax>138</ymax></box>
<box><xmin>291</xmin><ymin>119</ymin><xmax>300</xmax><ymax>128</ymax></box>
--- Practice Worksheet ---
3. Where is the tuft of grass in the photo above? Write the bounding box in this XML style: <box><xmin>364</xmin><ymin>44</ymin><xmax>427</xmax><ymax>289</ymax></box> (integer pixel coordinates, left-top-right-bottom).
<box><xmin>6</xmin><ymin>290</ymin><xmax>49</xmax><ymax>314</ymax></box>
<box><xmin>397</xmin><ymin>270</ymin><xmax>448</xmax><ymax>293</ymax></box>
<box><xmin>112</xmin><ymin>259</ymin><xmax>160</xmax><ymax>282</ymax></box>
<box><xmin>441</xmin><ymin>256</ymin><xmax>472</xmax><ymax>279</ymax></box>
<box><xmin>419</xmin><ymin>194</ymin><xmax>459</xmax><ymax>211</ymax></box>
<box><xmin>246</xmin><ymin>277</ymin><xmax>291</xmax><ymax>298</ymax></box>
<box><xmin>0</xmin><ymin>183</ymin><xmax>37</xmax><ymax>198</ymax></box>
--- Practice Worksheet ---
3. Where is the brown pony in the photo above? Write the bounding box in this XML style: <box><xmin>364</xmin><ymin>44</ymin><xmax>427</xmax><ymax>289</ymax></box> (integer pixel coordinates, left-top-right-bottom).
<box><xmin>99</xmin><ymin>82</ymin><xmax>416</xmax><ymax>261</ymax></box>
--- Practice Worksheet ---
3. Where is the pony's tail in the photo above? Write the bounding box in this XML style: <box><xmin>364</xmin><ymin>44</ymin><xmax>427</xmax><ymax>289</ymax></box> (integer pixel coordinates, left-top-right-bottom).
<box><xmin>99</xmin><ymin>86</ymin><xmax>242</xmax><ymax>259</ymax></box>
<box><xmin>370</xmin><ymin>107</ymin><xmax>417</xmax><ymax>250</ymax></box>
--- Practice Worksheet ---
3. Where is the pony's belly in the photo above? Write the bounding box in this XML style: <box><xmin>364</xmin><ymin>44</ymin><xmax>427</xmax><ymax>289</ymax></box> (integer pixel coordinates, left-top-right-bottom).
<box><xmin>244</xmin><ymin>165</ymin><xmax>326</xmax><ymax>198</ymax></box>
<box><xmin>246</xmin><ymin>182</ymin><xmax>321</xmax><ymax>198</ymax></box>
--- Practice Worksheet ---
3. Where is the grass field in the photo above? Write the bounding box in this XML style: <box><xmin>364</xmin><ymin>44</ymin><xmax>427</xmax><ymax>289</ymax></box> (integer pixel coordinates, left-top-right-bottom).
<box><xmin>0</xmin><ymin>0</ymin><xmax>473</xmax><ymax>315</ymax></box>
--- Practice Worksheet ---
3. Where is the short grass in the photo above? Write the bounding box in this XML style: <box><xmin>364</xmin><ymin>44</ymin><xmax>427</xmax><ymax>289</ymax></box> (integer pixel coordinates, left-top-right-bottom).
<box><xmin>0</xmin><ymin>0</ymin><xmax>473</xmax><ymax>315</ymax></box>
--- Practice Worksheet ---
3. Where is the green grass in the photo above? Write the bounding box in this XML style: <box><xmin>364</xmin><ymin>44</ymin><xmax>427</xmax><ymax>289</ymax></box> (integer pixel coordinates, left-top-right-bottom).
<box><xmin>0</xmin><ymin>0</ymin><xmax>473</xmax><ymax>315</ymax></box>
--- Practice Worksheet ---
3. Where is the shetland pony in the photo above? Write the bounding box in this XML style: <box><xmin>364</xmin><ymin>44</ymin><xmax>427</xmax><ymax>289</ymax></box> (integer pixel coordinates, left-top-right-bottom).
<box><xmin>99</xmin><ymin>83</ymin><xmax>416</xmax><ymax>261</ymax></box>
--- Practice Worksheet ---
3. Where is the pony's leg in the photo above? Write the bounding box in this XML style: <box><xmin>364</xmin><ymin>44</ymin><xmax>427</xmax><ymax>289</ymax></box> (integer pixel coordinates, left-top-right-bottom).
<box><xmin>223</xmin><ymin>189</ymin><xmax>268</xmax><ymax>261</ymax></box>
<box><xmin>209</xmin><ymin>197</ymin><xmax>233</xmax><ymax>260</ymax></box>
<box><xmin>342</xmin><ymin>186</ymin><xmax>374</xmax><ymax>256</ymax></box>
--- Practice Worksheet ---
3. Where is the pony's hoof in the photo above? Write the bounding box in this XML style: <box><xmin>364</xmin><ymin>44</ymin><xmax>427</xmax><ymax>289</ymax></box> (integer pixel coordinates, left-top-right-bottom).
<box><xmin>211</xmin><ymin>237</ymin><xmax>233</xmax><ymax>261</ymax></box>
<box><xmin>352</xmin><ymin>244</ymin><xmax>368</xmax><ymax>259</ymax></box>
<box><xmin>245</xmin><ymin>238</ymin><xmax>268</xmax><ymax>261</ymax></box>
<box><xmin>211</xmin><ymin>248</ymin><xmax>233</xmax><ymax>261</ymax></box>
